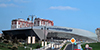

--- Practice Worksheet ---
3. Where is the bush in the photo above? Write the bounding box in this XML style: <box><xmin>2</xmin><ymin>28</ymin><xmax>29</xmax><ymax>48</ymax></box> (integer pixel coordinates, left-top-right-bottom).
<box><xmin>12</xmin><ymin>46</ymin><xmax>18</xmax><ymax>50</ymax></box>
<box><xmin>24</xmin><ymin>43</ymin><xmax>27</xmax><ymax>46</ymax></box>
<box><xmin>7</xmin><ymin>46</ymin><xmax>12</xmax><ymax>49</ymax></box>
<box><xmin>19</xmin><ymin>44</ymin><xmax>23</xmax><ymax>47</ymax></box>
<box><xmin>3</xmin><ymin>40</ymin><xmax>9</xmax><ymax>43</ymax></box>
<box><xmin>1</xmin><ymin>45</ymin><xmax>4</xmax><ymax>47</ymax></box>
<box><xmin>9</xmin><ymin>42</ymin><xmax>12</xmax><ymax>45</ymax></box>
<box><xmin>0</xmin><ymin>37</ymin><xmax>2</xmax><ymax>42</ymax></box>
<box><xmin>12</xmin><ymin>43</ymin><xmax>18</xmax><ymax>50</ymax></box>
<box><xmin>36</xmin><ymin>45</ymin><xmax>41</xmax><ymax>48</ymax></box>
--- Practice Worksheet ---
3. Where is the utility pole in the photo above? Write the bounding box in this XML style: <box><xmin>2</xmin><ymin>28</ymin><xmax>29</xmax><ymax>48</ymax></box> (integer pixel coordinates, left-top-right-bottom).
<box><xmin>28</xmin><ymin>15</ymin><xmax>36</xmax><ymax>50</ymax></box>
<box><xmin>41</xmin><ymin>26</ymin><xmax>49</xmax><ymax>49</ymax></box>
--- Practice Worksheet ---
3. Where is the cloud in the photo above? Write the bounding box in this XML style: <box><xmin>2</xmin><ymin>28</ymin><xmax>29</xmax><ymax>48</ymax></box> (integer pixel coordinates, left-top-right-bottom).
<box><xmin>49</xmin><ymin>6</ymin><xmax>79</xmax><ymax>10</ymax></box>
<box><xmin>13</xmin><ymin>0</ymin><xmax>29</xmax><ymax>3</ymax></box>
<box><xmin>0</xmin><ymin>0</ymin><xmax>29</xmax><ymax>3</ymax></box>
<box><xmin>0</xmin><ymin>0</ymin><xmax>11</xmax><ymax>2</ymax></box>
<box><xmin>0</xmin><ymin>3</ymin><xmax>18</xmax><ymax>7</ymax></box>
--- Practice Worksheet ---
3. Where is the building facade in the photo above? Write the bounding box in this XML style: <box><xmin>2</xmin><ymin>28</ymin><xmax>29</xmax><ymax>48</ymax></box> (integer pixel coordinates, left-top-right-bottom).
<box><xmin>2</xmin><ymin>26</ymin><xmax>97</xmax><ymax>42</ymax></box>
<box><xmin>0</xmin><ymin>34</ymin><xmax>2</xmax><ymax>37</ymax></box>
<box><xmin>11</xmin><ymin>18</ymin><xmax>54</xmax><ymax>29</ymax></box>
<box><xmin>96</xmin><ymin>28</ymin><xmax>100</xmax><ymax>42</ymax></box>
<box><xmin>11</xmin><ymin>19</ymin><xmax>34</xmax><ymax>29</ymax></box>
<box><xmin>34</xmin><ymin>18</ymin><xmax>54</xmax><ymax>26</ymax></box>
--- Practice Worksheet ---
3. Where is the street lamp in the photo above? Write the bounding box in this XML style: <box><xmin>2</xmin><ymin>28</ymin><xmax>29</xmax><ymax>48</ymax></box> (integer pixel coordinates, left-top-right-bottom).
<box><xmin>28</xmin><ymin>15</ymin><xmax>36</xmax><ymax>50</ymax></box>
<box><xmin>41</xmin><ymin>26</ymin><xmax>49</xmax><ymax>49</ymax></box>
<box><xmin>28</xmin><ymin>15</ymin><xmax>36</xmax><ymax>28</ymax></box>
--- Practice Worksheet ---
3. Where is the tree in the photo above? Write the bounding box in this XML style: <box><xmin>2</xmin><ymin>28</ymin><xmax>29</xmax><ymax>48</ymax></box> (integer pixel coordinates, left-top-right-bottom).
<box><xmin>13</xmin><ymin>37</ymin><xmax>19</xmax><ymax>44</ymax></box>
<box><xmin>0</xmin><ymin>37</ymin><xmax>2</xmax><ymax>42</ymax></box>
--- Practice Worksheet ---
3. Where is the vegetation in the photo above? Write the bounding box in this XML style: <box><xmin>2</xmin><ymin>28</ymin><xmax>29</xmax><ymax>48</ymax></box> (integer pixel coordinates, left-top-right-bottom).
<box><xmin>0</xmin><ymin>35</ymin><xmax>42</xmax><ymax>50</ymax></box>
<box><xmin>81</xmin><ymin>42</ymin><xmax>100</xmax><ymax>50</ymax></box>
<box><xmin>0</xmin><ymin>41</ymin><xmax>42</xmax><ymax>50</ymax></box>
<box><xmin>60</xmin><ymin>43</ymin><xmax>67</xmax><ymax>50</ymax></box>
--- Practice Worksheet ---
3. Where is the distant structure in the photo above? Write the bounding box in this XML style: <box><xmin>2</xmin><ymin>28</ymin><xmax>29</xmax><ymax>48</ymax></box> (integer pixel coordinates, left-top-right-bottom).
<box><xmin>11</xmin><ymin>18</ymin><xmax>54</xmax><ymax>29</ymax></box>
<box><xmin>2</xmin><ymin>17</ymin><xmax>97</xmax><ymax>42</ymax></box>
<box><xmin>11</xmin><ymin>18</ymin><xmax>34</xmax><ymax>29</ymax></box>
<box><xmin>96</xmin><ymin>28</ymin><xmax>100</xmax><ymax>42</ymax></box>
<box><xmin>0</xmin><ymin>34</ymin><xmax>2</xmax><ymax>37</ymax></box>
<box><xmin>34</xmin><ymin>18</ymin><xmax>54</xmax><ymax>26</ymax></box>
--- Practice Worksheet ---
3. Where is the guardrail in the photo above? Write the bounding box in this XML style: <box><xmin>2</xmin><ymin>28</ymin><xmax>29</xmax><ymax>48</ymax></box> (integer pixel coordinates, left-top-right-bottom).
<box><xmin>58</xmin><ymin>40</ymin><xmax>68</xmax><ymax>50</ymax></box>
<box><xmin>34</xmin><ymin>43</ymin><xmax>55</xmax><ymax>50</ymax></box>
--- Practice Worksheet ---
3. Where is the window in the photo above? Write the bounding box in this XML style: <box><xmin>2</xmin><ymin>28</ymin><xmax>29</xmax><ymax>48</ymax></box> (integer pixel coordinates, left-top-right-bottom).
<box><xmin>20</xmin><ymin>22</ymin><xmax>22</xmax><ymax>25</ymax></box>
<box><xmin>38</xmin><ymin>21</ymin><xmax>39</xmax><ymax>26</ymax></box>
<box><xmin>27</xmin><ymin>24</ymin><xmax>29</xmax><ymax>26</ymax></box>
<box><xmin>18</xmin><ymin>25</ymin><xmax>20</xmax><ymax>28</ymax></box>
<box><xmin>22</xmin><ymin>23</ymin><xmax>24</xmax><ymax>26</ymax></box>
<box><xmin>34</xmin><ymin>22</ymin><xmax>36</xmax><ymax>26</ymax></box>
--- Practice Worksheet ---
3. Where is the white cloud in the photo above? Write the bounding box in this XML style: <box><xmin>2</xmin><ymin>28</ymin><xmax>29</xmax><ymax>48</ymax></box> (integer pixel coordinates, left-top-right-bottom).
<box><xmin>13</xmin><ymin>0</ymin><xmax>29</xmax><ymax>3</ymax></box>
<box><xmin>49</xmin><ymin>6</ymin><xmax>79</xmax><ymax>10</ymax></box>
<box><xmin>0</xmin><ymin>0</ymin><xmax>11</xmax><ymax>2</ymax></box>
<box><xmin>0</xmin><ymin>3</ymin><xmax>18</xmax><ymax>7</ymax></box>
<box><xmin>0</xmin><ymin>0</ymin><xmax>29</xmax><ymax>3</ymax></box>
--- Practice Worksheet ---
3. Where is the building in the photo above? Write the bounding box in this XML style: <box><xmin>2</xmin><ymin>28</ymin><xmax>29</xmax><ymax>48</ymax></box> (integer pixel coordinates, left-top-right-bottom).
<box><xmin>95</xmin><ymin>28</ymin><xmax>100</xmax><ymax>42</ymax></box>
<box><xmin>34</xmin><ymin>18</ymin><xmax>54</xmax><ymax>26</ymax></box>
<box><xmin>11</xmin><ymin>18</ymin><xmax>34</xmax><ymax>29</ymax></box>
<box><xmin>11</xmin><ymin>18</ymin><xmax>54</xmax><ymax>29</ymax></box>
<box><xmin>2</xmin><ymin>26</ymin><xmax>97</xmax><ymax>42</ymax></box>
<box><xmin>3</xmin><ymin>17</ymin><xmax>97</xmax><ymax>42</ymax></box>
<box><xmin>0</xmin><ymin>34</ymin><xmax>2</xmax><ymax>37</ymax></box>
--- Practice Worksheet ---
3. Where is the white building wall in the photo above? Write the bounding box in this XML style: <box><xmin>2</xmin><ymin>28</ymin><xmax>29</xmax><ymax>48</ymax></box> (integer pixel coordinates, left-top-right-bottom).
<box><xmin>39</xmin><ymin>20</ymin><xmax>41</xmax><ymax>26</ymax></box>
<box><xmin>96</xmin><ymin>30</ymin><xmax>100</xmax><ymax>42</ymax></box>
<box><xmin>16</xmin><ymin>21</ymin><xmax>18</xmax><ymax>28</ymax></box>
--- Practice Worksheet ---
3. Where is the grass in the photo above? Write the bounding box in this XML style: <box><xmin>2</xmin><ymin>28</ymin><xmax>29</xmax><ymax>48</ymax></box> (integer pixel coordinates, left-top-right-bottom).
<box><xmin>18</xmin><ymin>47</ymin><xmax>30</xmax><ymax>50</ymax></box>
<box><xmin>0</xmin><ymin>47</ymin><xmax>11</xmax><ymax>50</ymax></box>
<box><xmin>60</xmin><ymin>43</ymin><xmax>67</xmax><ymax>50</ymax></box>
<box><xmin>60</xmin><ymin>42</ymin><xmax>71</xmax><ymax>50</ymax></box>
<box><xmin>81</xmin><ymin>42</ymin><xmax>100</xmax><ymax>50</ymax></box>
<box><xmin>26</xmin><ymin>43</ymin><xmax>42</xmax><ymax>49</ymax></box>
<box><xmin>0</xmin><ymin>42</ymin><xmax>42</xmax><ymax>50</ymax></box>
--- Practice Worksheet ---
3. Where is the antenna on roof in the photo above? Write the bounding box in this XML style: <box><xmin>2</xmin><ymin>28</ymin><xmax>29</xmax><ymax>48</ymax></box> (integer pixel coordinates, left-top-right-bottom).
<box><xmin>27</xmin><ymin>18</ymin><xmax>30</xmax><ymax>21</ymax></box>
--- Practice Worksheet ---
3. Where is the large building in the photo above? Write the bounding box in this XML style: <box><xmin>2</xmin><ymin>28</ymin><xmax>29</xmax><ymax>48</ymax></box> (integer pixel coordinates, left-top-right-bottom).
<box><xmin>11</xmin><ymin>18</ymin><xmax>34</xmax><ymax>29</ymax></box>
<box><xmin>2</xmin><ymin>17</ymin><xmax>97</xmax><ymax>42</ymax></box>
<box><xmin>95</xmin><ymin>28</ymin><xmax>100</xmax><ymax>42</ymax></box>
<box><xmin>2</xmin><ymin>26</ymin><xmax>97</xmax><ymax>42</ymax></box>
<box><xmin>34</xmin><ymin>18</ymin><xmax>54</xmax><ymax>26</ymax></box>
<box><xmin>0</xmin><ymin>34</ymin><xmax>2</xmax><ymax>37</ymax></box>
<box><xmin>11</xmin><ymin>18</ymin><xmax>54</xmax><ymax>29</ymax></box>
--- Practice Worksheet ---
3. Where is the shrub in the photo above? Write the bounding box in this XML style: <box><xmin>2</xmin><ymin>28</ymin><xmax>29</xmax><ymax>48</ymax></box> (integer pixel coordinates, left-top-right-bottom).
<box><xmin>7</xmin><ymin>46</ymin><xmax>12</xmax><ymax>49</ymax></box>
<box><xmin>24</xmin><ymin>43</ymin><xmax>27</xmax><ymax>46</ymax></box>
<box><xmin>12</xmin><ymin>44</ymin><xmax>18</xmax><ymax>50</ymax></box>
<box><xmin>19</xmin><ymin>44</ymin><xmax>23</xmax><ymax>47</ymax></box>
<box><xmin>3</xmin><ymin>40</ymin><xmax>9</xmax><ymax>43</ymax></box>
<box><xmin>1</xmin><ymin>45</ymin><xmax>4</xmax><ymax>47</ymax></box>
<box><xmin>36</xmin><ymin>45</ymin><xmax>41</xmax><ymax>48</ymax></box>
<box><xmin>12</xmin><ymin>46</ymin><xmax>18</xmax><ymax>50</ymax></box>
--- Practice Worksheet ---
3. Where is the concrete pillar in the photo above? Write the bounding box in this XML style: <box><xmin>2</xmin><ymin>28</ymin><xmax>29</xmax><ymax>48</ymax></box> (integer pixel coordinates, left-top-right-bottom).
<box><xmin>32</xmin><ymin>36</ymin><xmax>35</xmax><ymax>44</ymax></box>
<box><xmin>28</xmin><ymin>36</ymin><xmax>31</xmax><ymax>44</ymax></box>
<box><xmin>45</xmin><ymin>41</ymin><xmax>47</xmax><ymax>46</ymax></box>
<box><xmin>42</xmin><ymin>41</ymin><xmax>44</xmax><ymax>46</ymax></box>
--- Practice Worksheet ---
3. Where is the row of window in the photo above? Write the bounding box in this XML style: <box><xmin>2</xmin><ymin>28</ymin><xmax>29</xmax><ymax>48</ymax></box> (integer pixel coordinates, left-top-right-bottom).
<box><xmin>48</xmin><ymin>27</ymin><xmax>73</xmax><ymax>32</ymax></box>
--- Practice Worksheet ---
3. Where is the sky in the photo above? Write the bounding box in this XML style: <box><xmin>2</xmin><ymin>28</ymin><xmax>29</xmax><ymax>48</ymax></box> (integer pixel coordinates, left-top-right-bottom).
<box><xmin>0</xmin><ymin>0</ymin><xmax>100</xmax><ymax>33</ymax></box>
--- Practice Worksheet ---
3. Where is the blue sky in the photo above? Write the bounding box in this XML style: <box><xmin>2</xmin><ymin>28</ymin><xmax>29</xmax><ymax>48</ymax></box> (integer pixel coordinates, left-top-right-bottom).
<box><xmin>0</xmin><ymin>0</ymin><xmax>100</xmax><ymax>33</ymax></box>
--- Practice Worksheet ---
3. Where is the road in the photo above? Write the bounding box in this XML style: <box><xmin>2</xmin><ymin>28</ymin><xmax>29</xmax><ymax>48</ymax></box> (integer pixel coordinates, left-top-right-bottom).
<box><xmin>46</xmin><ymin>40</ymin><xmax>62</xmax><ymax>50</ymax></box>
<box><xmin>65</xmin><ymin>44</ymin><xmax>78</xmax><ymax>50</ymax></box>
<box><xmin>46</xmin><ymin>48</ymin><xmax>59</xmax><ymax>50</ymax></box>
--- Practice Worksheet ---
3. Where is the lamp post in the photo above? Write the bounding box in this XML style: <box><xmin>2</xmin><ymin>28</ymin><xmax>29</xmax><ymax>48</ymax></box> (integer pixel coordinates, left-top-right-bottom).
<box><xmin>41</xmin><ymin>26</ymin><xmax>49</xmax><ymax>49</ymax></box>
<box><xmin>28</xmin><ymin>15</ymin><xmax>36</xmax><ymax>50</ymax></box>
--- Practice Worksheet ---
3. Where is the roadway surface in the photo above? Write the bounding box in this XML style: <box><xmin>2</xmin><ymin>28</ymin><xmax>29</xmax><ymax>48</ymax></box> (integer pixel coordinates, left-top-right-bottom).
<box><xmin>65</xmin><ymin>44</ymin><xmax>78</xmax><ymax>50</ymax></box>
<box><xmin>46</xmin><ymin>40</ymin><xmax>62</xmax><ymax>50</ymax></box>
<box><xmin>46</xmin><ymin>48</ymin><xmax>59</xmax><ymax>50</ymax></box>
